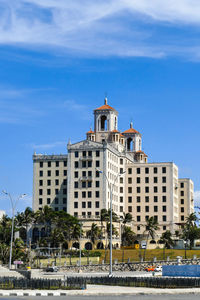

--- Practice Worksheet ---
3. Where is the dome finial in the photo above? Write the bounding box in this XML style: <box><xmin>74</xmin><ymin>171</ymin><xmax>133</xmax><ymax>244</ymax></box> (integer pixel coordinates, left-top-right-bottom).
<box><xmin>130</xmin><ymin>121</ymin><xmax>133</xmax><ymax>129</ymax></box>
<box><xmin>104</xmin><ymin>92</ymin><xmax>108</xmax><ymax>105</ymax></box>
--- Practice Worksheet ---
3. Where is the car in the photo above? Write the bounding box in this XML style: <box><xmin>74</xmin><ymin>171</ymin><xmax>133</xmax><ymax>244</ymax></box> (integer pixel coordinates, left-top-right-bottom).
<box><xmin>45</xmin><ymin>266</ymin><xmax>58</xmax><ymax>272</ymax></box>
<box><xmin>154</xmin><ymin>266</ymin><xmax>162</xmax><ymax>272</ymax></box>
<box><xmin>145</xmin><ymin>266</ymin><xmax>155</xmax><ymax>272</ymax></box>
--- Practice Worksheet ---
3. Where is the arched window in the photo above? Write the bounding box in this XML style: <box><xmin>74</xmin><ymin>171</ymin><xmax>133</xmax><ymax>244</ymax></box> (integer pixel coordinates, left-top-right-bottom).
<box><xmin>101</xmin><ymin>115</ymin><xmax>107</xmax><ymax>131</ymax></box>
<box><xmin>127</xmin><ymin>137</ymin><xmax>134</xmax><ymax>151</ymax></box>
<box><xmin>85</xmin><ymin>242</ymin><xmax>93</xmax><ymax>250</ymax></box>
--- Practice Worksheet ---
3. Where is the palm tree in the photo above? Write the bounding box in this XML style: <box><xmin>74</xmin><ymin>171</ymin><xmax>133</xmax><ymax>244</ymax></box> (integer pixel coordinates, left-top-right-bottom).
<box><xmin>34</xmin><ymin>205</ymin><xmax>55</xmax><ymax>239</ymax></box>
<box><xmin>159</xmin><ymin>230</ymin><xmax>174</xmax><ymax>260</ymax></box>
<box><xmin>15</xmin><ymin>207</ymin><xmax>34</xmax><ymax>246</ymax></box>
<box><xmin>143</xmin><ymin>216</ymin><xmax>159</xmax><ymax>261</ymax></box>
<box><xmin>121</xmin><ymin>213</ymin><xmax>133</xmax><ymax>262</ymax></box>
<box><xmin>86</xmin><ymin>223</ymin><xmax>101</xmax><ymax>248</ymax></box>
<box><xmin>182</xmin><ymin>212</ymin><xmax>200</xmax><ymax>249</ymax></box>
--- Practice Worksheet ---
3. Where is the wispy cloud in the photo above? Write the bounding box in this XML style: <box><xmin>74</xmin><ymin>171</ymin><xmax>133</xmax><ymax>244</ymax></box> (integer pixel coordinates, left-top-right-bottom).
<box><xmin>30</xmin><ymin>141</ymin><xmax>67</xmax><ymax>150</ymax></box>
<box><xmin>0</xmin><ymin>1</ymin><xmax>200</xmax><ymax>58</ymax></box>
<box><xmin>194</xmin><ymin>190</ymin><xmax>200</xmax><ymax>208</ymax></box>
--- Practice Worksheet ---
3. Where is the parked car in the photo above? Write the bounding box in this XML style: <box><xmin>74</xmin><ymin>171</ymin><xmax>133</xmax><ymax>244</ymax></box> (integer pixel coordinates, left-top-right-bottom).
<box><xmin>45</xmin><ymin>266</ymin><xmax>58</xmax><ymax>272</ymax></box>
<box><xmin>154</xmin><ymin>266</ymin><xmax>162</xmax><ymax>272</ymax></box>
<box><xmin>145</xmin><ymin>266</ymin><xmax>155</xmax><ymax>272</ymax></box>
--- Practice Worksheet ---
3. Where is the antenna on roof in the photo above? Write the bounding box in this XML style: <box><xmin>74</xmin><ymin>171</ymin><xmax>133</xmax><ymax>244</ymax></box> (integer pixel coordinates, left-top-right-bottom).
<box><xmin>130</xmin><ymin>117</ymin><xmax>133</xmax><ymax>128</ymax></box>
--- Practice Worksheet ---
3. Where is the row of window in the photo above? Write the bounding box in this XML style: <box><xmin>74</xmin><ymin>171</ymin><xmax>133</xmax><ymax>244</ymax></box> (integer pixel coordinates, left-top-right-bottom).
<box><xmin>74</xmin><ymin>211</ymin><xmax>100</xmax><ymax>217</ymax></box>
<box><xmin>128</xmin><ymin>205</ymin><xmax>167</xmax><ymax>213</ymax></box>
<box><xmin>74</xmin><ymin>171</ymin><xmax>100</xmax><ymax>178</ymax></box>
<box><xmin>127</xmin><ymin>186</ymin><xmax>167</xmax><ymax>193</ymax></box>
<box><xmin>128</xmin><ymin>195</ymin><xmax>167</xmax><ymax>203</ymax></box>
<box><xmin>74</xmin><ymin>201</ymin><xmax>100</xmax><ymax>209</ymax></box>
<box><xmin>74</xmin><ymin>181</ymin><xmax>100</xmax><ymax>188</ymax></box>
<box><xmin>39</xmin><ymin>161</ymin><xmax>67</xmax><ymax>168</ymax></box>
<box><xmin>39</xmin><ymin>189</ymin><xmax>67</xmax><ymax>195</ymax></box>
<box><xmin>74</xmin><ymin>191</ymin><xmax>100</xmax><ymax>198</ymax></box>
<box><xmin>137</xmin><ymin>225</ymin><xmax>167</xmax><ymax>231</ymax></box>
<box><xmin>128</xmin><ymin>177</ymin><xmax>167</xmax><ymax>184</ymax></box>
<box><xmin>39</xmin><ymin>170</ymin><xmax>67</xmax><ymax>177</ymax></box>
<box><xmin>39</xmin><ymin>179</ymin><xmax>67</xmax><ymax>186</ymax></box>
<box><xmin>75</xmin><ymin>150</ymin><xmax>100</xmax><ymax>158</ymax></box>
<box><xmin>128</xmin><ymin>167</ymin><xmax>167</xmax><ymax>174</ymax></box>
<box><xmin>38</xmin><ymin>198</ymin><xmax>67</xmax><ymax>205</ymax></box>
<box><xmin>130</xmin><ymin>215</ymin><xmax>168</xmax><ymax>222</ymax></box>
<box><xmin>74</xmin><ymin>160</ymin><xmax>100</xmax><ymax>168</ymax></box>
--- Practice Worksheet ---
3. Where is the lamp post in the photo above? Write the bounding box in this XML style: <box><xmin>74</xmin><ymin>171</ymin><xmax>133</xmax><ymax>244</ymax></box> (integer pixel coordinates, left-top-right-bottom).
<box><xmin>2</xmin><ymin>191</ymin><xmax>27</xmax><ymax>270</ymax></box>
<box><xmin>79</xmin><ymin>221</ymin><xmax>83</xmax><ymax>272</ymax></box>
<box><xmin>184</xmin><ymin>240</ymin><xmax>187</xmax><ymax>259</ymax></box>
<box><xmin>96</xmin><ymin>168</ymin><xmax>126</xmax><ymax>277</ymax></box>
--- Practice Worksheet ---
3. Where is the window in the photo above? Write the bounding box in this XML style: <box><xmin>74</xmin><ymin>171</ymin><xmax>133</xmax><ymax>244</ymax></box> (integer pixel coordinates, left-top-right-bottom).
<box><xmin>145</xmin><ymin>177</ymin><xmax>149</xmax><ymax>183</ymax></box>
<box><xmin>82</xmin><ymin>161</ymin><xmax>86</xmax><ymax>168</ymax></box>
<box><xmin>63</xmin><ymin>189</ymin><xmax>67</xmax><ymax>195</ymax></box>
<box><xmin>63</xmin><ymin>170</ymin><xmax>67</xmax><ymax>176</ymax></box>
<box><xmin>120</xmin><ymin>187</ymin><xmax>124</xmax><ymax>193</ymax></box>
<box><xmin>145</xmin><ymin>206</ymin><xmax>149</xmax><ymax>212</ymax></box>
<box><xmin>39</xmin><ymin>189</ymin><xmax>43</xmax><ymax>195</ymax></box>
<box><xmin>136</xmin><ymin>187</ymin><xmax>141</xmax><ymax>193</ymax></box>
<box><xmin>56</xmin><ymin>161</ymin><xmax>59</xmax><ymax>167</ymax></box>
<box><xmin>39</xmin><ymin>198</ymin><xmax>43</xmax><ymax>205</ymax></box>
<box><xmin>47</xmin><ymin>198</ymin><xmax>50</xmax><ymax>204</ymax></box>
<box><xmin>162</xmin><ymin>196</ymin><xmax>166</xmax><ymax>202</ymax></box>
<box><xmin>82</xmin><ymin>212</ymin><xmax>86</xmax><ymax>217</ymax></box>
<box><xmin>40</xmin><ymin>162</ymin><xmax>43</xmax><ymax>168</ymax></box>
<box><xmin>74</xmin><ymin>202</ymin><xmax>78</xmax><ymax>208</ymax></box>
<box><xmin>75</xmin><ymin>151</ymin><xmax>79</xmax><ymax>158</ymax></box>
<box><xmin>88</xmin><ymin>202</ymin><xmax>92</xmax><ymax>208</ymax></box>
<box><xmin>88</xmin><ymin>170</ymin><xmax>92</xmax><ymax>176</ymax></box>
<box><xmin>181</xmin><ymin>207</ymin><xmax>184</xmax><ymax>212</ymax></box>
<box><xmin>137</xmin><ymin>216</ymin><xmax>141</xmax><ymax>221</ymax></box>
<box><xmin>82</xmin><ymin>202</ymin><xmax>86</xmax><ymax>208</ymax></box>
<box><xmin>163</xmin><ymin>215</ymin><xmax>167</xmax><ymax>222</ymax></box>
<box><xmin>88</xmin><ymin>181</ymin><xmax>92</xmax><ymax>188</ymax></box>
<box><xmin>55</xmin><ymin>189</ymin><xmax>59</xmax><ymax>195</ymax></box>
<box><xmin>95</xmin><ymin>211</ymin><xmax>100</xmax><ymax>216</ymax></box>
<box><xmin>154</xmin><ymin>177</ymin><xmax>158</xmax><ymax>183</ymax></box>
<box><xmin>82</xmin><ymin>181</ymin><xmax>86</xmax><ymax>188</ymax></box>
<box><xmin>145</xmin><ymin>216</ymin><xmax>149</xmax><ymax>221</ymax></box>
<box><xmin>137</xmin><ymin>168</ymin><xmax>140</xmax><ymax>174</ymax></box>
<box><xmin>181</xmin><ymin>191</ymin><xmax>184</xmax><ymax>196</ymax></box>
<box><xmin>128</xmin><ymin>187</ymin><xmax>132</xmax><ymax>193</ymax></box>
<box><xmin>154</xmin><ymin>216</ymin><xmax>158</xmax><ymax>222</ymax></box>
<box><xmin>96</xmin><ymin>171</ymin><xmax>100</xmax><ymax>177</ymax></box>
<box><xmin>137</xmin><ymin>196</ymin><xmax>141</xmax><ymax>203</ymax></box>
<box><xmin>181</xmin><ymin>182</ymin><xmax>184</xmax><ymax>188</ymax></box>
<box><xmin>82</xmin><ymin>191</ymin><xmax>86</xmax><ymax>198</ymax></box>
<box><xmin>128</xmin><ymin>197</ymin><xmax>132</xmax><ymax>203</ymax></box>
<box><xmin>83</xmin><ymin>151</ymin><xmax>86</xmax><ymax>157</ymax></box>
<box><xmin>74</xmin><ymin>182</ymin><xmax>78</xmax><ymax>189</ymax></box>
<box><xmin>55</xmin><ymin>179</ymin><xmax>59</xmax><ymax>186</ymax></box>
<box><xmin>145</xmin><ymin>167</ymin><xmax>149</xmax><ymax>174</ymax></box>
<box><xmin>162</xmin><ymin>186</ymin><xmax>166</xmax><ymax>193</ymax></box>
<box><xmin>162</xmin><ymin>206</ymin><xmax>166</xmax><ymax>212</ymax></box>
<box><xmin>74</xmin><ymin>161</ymin><xmax>79</xmax><ymax>169</ymax></box>
<box><xmin>145</xmin><ymin>187</ymin><xmax>149</xmax><ymax>193</ymax></box>
<box><xmin>96</xmin><ymin>181</ymin><xmax>99</xmax><ymax>188</ymax></box>
<box><xmin>120</xmin><ymin>197</ymin><xmax>123</xmax><ymax>203</ymax></box>
<box><xmin>137</xmin><ymin>177</ymin><xmax>140</xmax><ymax>184</ymax></box>
<box><xmin>48</xmin><ymin>161</ymin><xmax>51</xmax><ymax>167</ymax></box>
<box><xmin>128</xmin><ymin>206</ymin><xmax>132</xmax><ymax>213</ymax></box>
<box><xmin>82</xmin><ymin>171</ymin><xmax>86</xmax><ymax>177</ymax></box>
<box><xmin>162</xmin><ymin>177</ymin><xmax>166</xmax><ymax>183</ymax></box>
<box><xmin>120</xmin><ymin>168</ymin><xmax>124</xmax><ymax>174</ymax></box>
<box><xmin>96</xmin><ymin>191</ymin><xmax>100</xmax><ymax>198</ymax></box>
<box><xmin>96</xmin><ymin>150</ymin><xmax>100</xmax><ymax>157</ymax></box>
<box><xmin>128</xmin><ymin>168</ymin><xmax>132</xmax><ymax>174</ymax></box>
<box><xmin>145</xmin><ymin>196</ymin><xmax>149</xmax><ymax>202</ymax></box>
<box><xmin>154</xmin><ymin>196</ymin><xmax>158</xmax><ymax>202</ymax></box>
<box><xmin>64</xmin><ymin>161</ymin><xmax>67</xmax><ymax>167</ymax></box>
<box><xmin>162</xmin><ymin>167</ymin><xmax>166</xmax><ymax>173</ymax></box>
<box><xmin>55</xmin><ymin>207</ymin><xmax>58</xmax><ymax>211</ymax></box>
<box><xmin>120</xmin><ymin>159</ymin><xmax>123</xmax><ymax>165</ymax></box>
<box><xmin>120</xmin><ymin>177</ymin><xmax>123</xmax><ymax>183</ymax></box>
<box><xmin>47</xmin><ymin>170</ymin><xmax>51</xmax><ymax>177</ymax></box>
<box><xmin>154</xmin><ymin>206</ymin><xmax>158</xmax><ymax>212</ymax></box>
<box><xmin>63</xmin><ymin>207</ymin><xmax>66</xmax><ymax>212</ymax></box>
<box><xmin>63</xmin><ymin>198</ymin><xmax>67</xmax><ymax>204</ymax></box>
<box><xmin>55</xmin><ymin>170</ymin><xmax>59</xmax><ymax>176</ymax></box>
<box><xmin>88</xmin><ymin>161</ymin><xmax>92</xmax><ymax>168</ymax></box>
<box><xmin>74</xmin><ymin>192</ymin><xmax>78</xmax><ymax>198</ymax></box>
<box><xmin>39</xmin><ymin>171</ymin><xmax>43</xmax><ymax>177</ymax></box>
<box><xmin>39</xmin><ymin>180</ymin><xmax>43</xmax><ymax>186</ymax></box>
<box><xmin>163</xmin><ymin>226</ymin><xmax>166</xmax><ymax>230</ymax></box>
<box><xmin>181</xmin><ymin>215</ymin><xmax>184</xmax><ymax>221</ymax></box>
<box><xmin>74</xmin><ymin>212</ymin><xmax>78</xmax><ymax>217</ymax></box>
<box><xmin>154</xmin><ymin>167</ymin><xmax>158</xmax><ymax>174</ymax></box>
<box><xmin>63</xmin><ymin>179</ymin><xmax>67</xmax><ymax>185</ymax></box>
<box><xmin>88</xmin><ymin>191</ymin><xmax>92</xmax><ymax>198</ymax></box>
<box><xmin>137</xmin><ymin>206</ymin><xmax>141</xmax><ymax>212</ymax></box>
<box><xmin>137</xmin><ymin>226</ymin><xmax>140</xmax><ymax>231</ymax></box>
<box><xmin>181</xmin><ymin>199</ymin><xmax>184</xmax><ymax>205</ymax></box>
<box><xmin>128</xmin><ymin>178</ymin><xmax>132</xmax><ymax>184</ymax></box>
<box><xmin>88</xmin><ymin>151</ymin><xmax>92</xmax><ymax>157</ymax></box>
<box><xmin>154</xmin><ymin>186</ymin><xmax>158</xmax><ymax>193</ymax></box>
<box><xmin>88</xmin><ymin>212</ymin><xmax>91</xmax><ymax>217</ymax></box>
<box><xmin>96</xmin><ymin>161</ymin><xmax>100</xmax><ymax>167</ymax></box>
<box><xmin>120</xmin><ymin>206</ymin><xmax>123</xmax><ymax>212</ymax></box>
<box><xmin>55</xmin><ymin>198</ymin><xmax>59</xmax><ymax>204</ymax></box>
<box><xmin>95</xmin><ymin>201</ymin><xmax>100</xmax><ymax>208</ymax></box>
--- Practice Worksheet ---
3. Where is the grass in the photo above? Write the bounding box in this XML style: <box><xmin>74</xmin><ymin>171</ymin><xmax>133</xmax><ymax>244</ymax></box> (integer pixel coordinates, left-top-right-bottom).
<box><xmin>36</xmin><ymin>256</ymin><xmax>99</xmax><ymax>267</ymax></box>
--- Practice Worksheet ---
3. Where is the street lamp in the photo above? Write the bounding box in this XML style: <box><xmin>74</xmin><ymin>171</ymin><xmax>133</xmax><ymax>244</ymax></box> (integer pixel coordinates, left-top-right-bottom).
<box><xmin>184</xmin><ymin>240</ymin><xmax>187</xmax><ymax>259</ymax></box>
<box><xmin>96</xmin><ymin>168</ymin><xmax>126</xmax><ymax>277</ymax></box>
<box><xmin>2</xmin><ymin>191</ymin><xmax>27</xmax><ymax>270</ymax></box>
<box><xmin>79</xmin><ymin>221</ymin><xmax>83</xmax><ymax>272</ymax></box>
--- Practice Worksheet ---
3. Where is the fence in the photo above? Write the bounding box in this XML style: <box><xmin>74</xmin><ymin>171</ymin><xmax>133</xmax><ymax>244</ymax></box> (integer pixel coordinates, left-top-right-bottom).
<box><xmin>0</xmin><ymin>277</ymin><xmax>86</xmax><ymax>290</ymax></box>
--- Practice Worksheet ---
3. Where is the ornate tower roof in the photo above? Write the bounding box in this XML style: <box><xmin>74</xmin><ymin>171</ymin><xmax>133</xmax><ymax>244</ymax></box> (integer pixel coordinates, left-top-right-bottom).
<box><xmin>94</xmin><ymin>97</ymin><xmax>116</xmax><ymax>111</ymax></box>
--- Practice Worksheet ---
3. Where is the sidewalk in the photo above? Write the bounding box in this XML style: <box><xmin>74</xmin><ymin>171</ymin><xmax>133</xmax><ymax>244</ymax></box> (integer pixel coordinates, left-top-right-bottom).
<box><xmin>0</xmin><ymin>285</ymin><xmax>200</xmax><ymax>296</ymax></box>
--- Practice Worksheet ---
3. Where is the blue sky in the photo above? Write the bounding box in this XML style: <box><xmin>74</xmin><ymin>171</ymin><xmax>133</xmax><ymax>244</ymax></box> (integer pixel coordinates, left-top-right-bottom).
<box><xmin>0</xmin><ymin>0</ymin><xmax>200</xmax><ymax>215</ymax></box>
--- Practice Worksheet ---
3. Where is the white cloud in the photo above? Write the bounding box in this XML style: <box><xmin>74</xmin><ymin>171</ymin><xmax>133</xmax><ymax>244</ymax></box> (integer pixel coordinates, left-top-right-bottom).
<box><xmin>194</xmin><ymin>190</ymin><xmax>200</xmax><ymax>208</ymax></box>
<box><xmin>0</xmin><ymin>1</ymin><xmax>200</xmax><ymax>58</ymax></box>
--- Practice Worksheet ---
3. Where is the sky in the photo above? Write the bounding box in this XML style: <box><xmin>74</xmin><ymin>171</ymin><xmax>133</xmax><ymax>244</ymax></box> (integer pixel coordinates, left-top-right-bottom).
<box><xmin>0</xmin><ymin>0</ymin><xmax>200</xmax><ymax>215</ymax></box>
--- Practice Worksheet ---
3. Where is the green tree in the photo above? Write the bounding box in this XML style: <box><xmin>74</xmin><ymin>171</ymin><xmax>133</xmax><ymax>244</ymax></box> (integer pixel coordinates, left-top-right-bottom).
<box><xmin>86</xmin><ymin>223</ymin><xmax>101</xmax><ymax>246</ymax></box>
<box><xmin>182</xmin><ymin>213</ymin><xmax>200</xmax><ymax>249</ymax></box>
<box><xmin>121</xmin><ymin>226</ymin><xmax>135</xmax><ymax>246</ymax></box>
<box><xmin>15</xmin><ymin>207</ymin><xmax>34</xmax><ymax>246</ymax></box>
<box><xmin>159</xmin><ymin>230</ymin><xmax>174</xmax><ymax>260</ymax></box>
<box><xmin>143</xmin><ymin>216</ymin><xmax>159</xmax><ymax>261</ymax></box>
